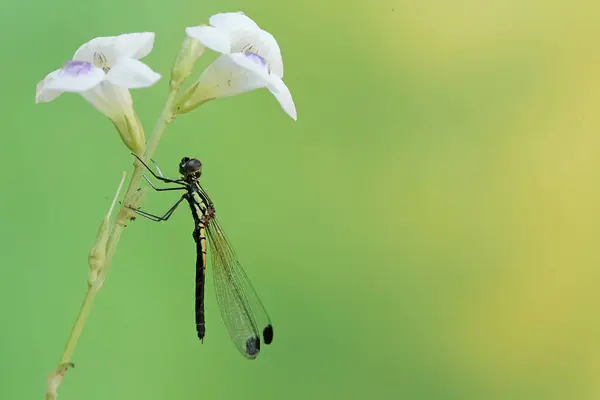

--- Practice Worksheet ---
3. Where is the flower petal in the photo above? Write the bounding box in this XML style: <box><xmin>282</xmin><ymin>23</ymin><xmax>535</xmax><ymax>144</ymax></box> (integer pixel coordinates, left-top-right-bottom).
<box><xmin>185</xmin><ymin>25</ymin><xmax>232</xmax><ymax>54</ymax></box>
<box><xmin>199</xmin><ymin>53</ymin><xmax>268</xmax><ymax>98</ymax></box>
<box><xmin>209</xmin><ymin>12</ymin><xmax>261</xmax><ymax>32</ymax></box>
<box><xmin>229</xmin><ymin>52</ymin><xmax>295</xmax><ymax>119</ymax></box>
<box><xmin>228</xmin><ymin>52</ymin><xmax>270</xmax><ymax>79</ymax></box>
<box><xmin>255</xmin><ymin>29</ymin><xmax>283</xmax><ymax>78</ymax></box>
<box><xmin>175</xmin><ymin>53</ymin><xmax>267</xmax><ymax>113</ymax></box>
<box><xmin>36</xmin><ymin>69</ymin><xmax>64</xmax><ymax>103</ymax></box>
<box><xmin>36</xmin><ymin>87</ymin><xmax>63</xmax><ymax>103</ymax></box>
<box><xmin>80</xmin><ymin>85</ymin><xmax>113</xmax><ymax>116</ymax></box>
<box><xmin>97</xmin><ymin>81</ymin><xmax>133</xmax><ymax>113</ymax></box>
<box><xmin>73</xmin><ymin>36</ymin><xmax>119</xmax><ymax>65</ymax></box>
<box><xmin>114</xmin><ymin>32</ymin><xmax>155</xmax><ymax>60</ymax></box>
<box><xmin>266</xmin><ymin>76</ymin><xmax>297</xmax><ymax>120</ymax></box>
<box><xmin>73</xmin><ymin>32</ymin><xmax>155</xmax><ymax>73</ymax></box>
<box><xmin>106</xmin><ymin>58</ymin><xmax>161</xmax><ymax>88</ymax></box>
<box><xmin>207</xmin><ymin>12</ymin><xmax>283</xmax><ymax>77</ymax></box>
<box><xmin>36</xmin><ymin>61</ymin><xmax>105</xmax><ymax>104</ymax></box>
<box><xmin>80</xmin><ymin>81</ymin><xmax>133</xmax><ymax>119</ymax></box>
<box><xmin>230</xmin><ymin>28</ymin><xmax>284</xmax><ymax>77</ymax></box>
<box><xmin>79</xmin><ymin>84</ymin><xmax>144</xmax><ymax>153</ymax></box>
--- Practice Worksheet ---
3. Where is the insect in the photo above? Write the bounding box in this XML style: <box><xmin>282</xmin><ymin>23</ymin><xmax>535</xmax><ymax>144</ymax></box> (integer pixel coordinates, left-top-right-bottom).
<box><xmin>128</xmin><ymin>154</ymin><xmax>274</xmax><ymax>359</ymax></box>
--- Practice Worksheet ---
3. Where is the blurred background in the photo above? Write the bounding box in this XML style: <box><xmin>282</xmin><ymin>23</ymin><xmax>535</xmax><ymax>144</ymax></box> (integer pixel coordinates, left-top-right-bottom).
<box><xmin>1</xmin><ymin>0</ymin><xmax>600</xmax><ymax>399</ymax></box>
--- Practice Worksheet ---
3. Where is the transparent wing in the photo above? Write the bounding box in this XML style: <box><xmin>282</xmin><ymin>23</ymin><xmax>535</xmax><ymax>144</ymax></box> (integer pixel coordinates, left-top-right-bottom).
<box><xmin>206</xmin><ymin>217</ymin><xmax>274</xmax><ymax>359</ymax></box>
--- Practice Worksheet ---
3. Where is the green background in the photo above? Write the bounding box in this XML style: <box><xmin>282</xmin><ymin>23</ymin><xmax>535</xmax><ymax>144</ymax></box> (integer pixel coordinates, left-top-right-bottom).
<box><xmin>2</xmin><ymin>0</ymin><xmax>600</xmax><ymax>399</ymax></box>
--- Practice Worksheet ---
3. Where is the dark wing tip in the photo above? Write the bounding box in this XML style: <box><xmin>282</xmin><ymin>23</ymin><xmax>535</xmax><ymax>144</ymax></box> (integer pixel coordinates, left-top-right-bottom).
<box><xmin>263</xmin><ymin>325</ymin><xmax>274</xmax><ymax>345</ymax></box>
<box><xmin>245</xmin><ymin>336</ymin><xmax>261</xmax><ymax>358</ymax></box>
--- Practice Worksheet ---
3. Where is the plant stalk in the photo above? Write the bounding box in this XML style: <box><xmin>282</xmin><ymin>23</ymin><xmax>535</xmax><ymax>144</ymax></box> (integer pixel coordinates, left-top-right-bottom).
<box><xmin>45</xmin><ymin>85</ymin><xmax>180</xmax><ymax>400</ymax></box>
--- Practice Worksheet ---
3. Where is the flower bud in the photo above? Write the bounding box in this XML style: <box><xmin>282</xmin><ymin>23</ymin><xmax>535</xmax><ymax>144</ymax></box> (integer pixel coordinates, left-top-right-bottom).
<box><xmin>171</xmin><ymin>37</ymin><xmax>206</xmax><ymax>89</ymax></box>
<box><xmin>88</xmin><ymin>216</ymin><xmax>109</xmax><ymax>287</ymax></box>
<box><xmin>88</xmin><ymin>171</ymin><xmax>126</xmax><ymax>288</ymax></box>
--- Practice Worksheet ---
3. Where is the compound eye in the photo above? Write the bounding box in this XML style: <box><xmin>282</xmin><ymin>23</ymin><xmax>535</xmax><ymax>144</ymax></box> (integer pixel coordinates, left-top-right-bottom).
<box><xmin>179</xmin><ymin>157</ymin><xmax>192</xmax><ymax>175</ymax></box>
<box><xmin>185</xmin><ymin>159</ymin><xmax>202</xmax><ymax>174</ymax></box>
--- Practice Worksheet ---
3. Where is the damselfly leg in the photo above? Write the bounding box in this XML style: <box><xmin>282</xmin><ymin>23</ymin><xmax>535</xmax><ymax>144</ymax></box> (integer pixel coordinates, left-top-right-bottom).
<box><xmin>131</xmin><ymin>195</ymin><xmax>186</xmax><ymax>222</ymax></box>
<box><xmin>150</xmin><ymin>159</ymin><xmax>166</xmax><ymax>179</ymax></box>
<box><xmin>142</xmin><ymin>175</ymin><xmax>187</xmax><ymax>192</ymax></box>
<box><xmin>132</xmin><ymin>153</ymin><xmax>186</xmax><ymax>186</ymax></box>
<box><xmin>127</xmin><ymin>154</ymin><xmax>188</xmax><ymax>220</ymax></box>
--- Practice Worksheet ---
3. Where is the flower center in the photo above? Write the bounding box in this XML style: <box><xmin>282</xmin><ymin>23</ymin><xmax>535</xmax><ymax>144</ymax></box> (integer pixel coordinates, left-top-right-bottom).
<box><xmin>241</xmin><ymin>43</ymin><xmax>258</xmax><ymax>54</ymax></box>
<box><xmin>61</xmin><ymin>60</ymin><xmax>93</xmax><ymax>76</ymax></box>
<box><xmin>93</xmin><ymin>52</ymin><xmax>111</xmax><ymax>73</ymax></box>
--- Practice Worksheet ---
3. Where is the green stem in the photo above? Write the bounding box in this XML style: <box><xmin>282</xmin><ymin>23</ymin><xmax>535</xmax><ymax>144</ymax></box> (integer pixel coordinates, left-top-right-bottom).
<box><xmin>45</xmin><ymin>85</ymin><xmax>180</xmax><ymax>400</ymax></box>
<box><xmin>102</xmin><ymin>83</ymin><xmax>179</xmax><ymax>278</ymax></box>
<box><xmin>60</xmin><ymin>289</ymin><xmax>96</xmax><ymax>364</ymax></box>
<box><xmin>145</xmin><ymin>81</ymin><xmax>180</xmax><ymax>161</ymax></box>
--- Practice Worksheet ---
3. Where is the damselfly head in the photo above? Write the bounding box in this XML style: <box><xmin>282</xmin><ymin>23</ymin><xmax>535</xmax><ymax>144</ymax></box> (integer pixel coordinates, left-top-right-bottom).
<box><xmin>179</xmin><ymin>157</ymin><xmax>202</xmax><ymax>178</ymax></box>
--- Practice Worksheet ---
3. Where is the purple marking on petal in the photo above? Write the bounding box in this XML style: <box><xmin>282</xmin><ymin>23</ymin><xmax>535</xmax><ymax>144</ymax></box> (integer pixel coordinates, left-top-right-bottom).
<box><xmin>61</xmin><ymin>60</ymin><xmax>94</xmax><ymax>77</ymax></box>
<box><xmin>244</xmin><ymin>52</ymin><xmax>267</xmax><ymax>67</ymax></box>
<box><xmin>243</xmin><ymin>52</ymin><xmax>271</xmax><ymax>74</ymax></box>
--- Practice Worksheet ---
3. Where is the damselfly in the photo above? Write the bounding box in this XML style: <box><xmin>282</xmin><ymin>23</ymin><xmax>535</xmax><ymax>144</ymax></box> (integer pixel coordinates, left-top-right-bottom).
<box><xmin>128</xmin><ymin>154</ymin><xmax>274</xmax><ymax>359</ymax></box>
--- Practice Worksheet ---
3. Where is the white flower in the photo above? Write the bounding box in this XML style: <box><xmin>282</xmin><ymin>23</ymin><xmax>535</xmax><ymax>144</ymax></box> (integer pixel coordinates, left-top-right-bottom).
<box><xmin>35</xmin><ymin>32</ymin><xmax>161</xmax><ymax>153</ymax></box>
<box><xmin>177</xmin><ymin>12</ymin><xmax>296</xmax><ymax>120</ymax></box>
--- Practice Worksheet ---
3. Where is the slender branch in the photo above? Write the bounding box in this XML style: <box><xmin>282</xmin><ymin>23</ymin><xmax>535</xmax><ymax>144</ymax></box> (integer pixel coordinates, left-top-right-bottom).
<box><xmin>146</xmin><ymin>81</ymin><xmax>181</xmax><ymax>161</ymax></box>
<box><xmin>45</xmin><ymin>85</ymin><xmax>180</xmax><ymax>400</ymax></box>
<box><xmin>59</xmin><ymin>291</ymin><xmax>96</xmax><ymax>365</ymax></box>
<box><xmin>102</xmin><ymin>83</ymin><xmax>180</xmax><ymax>279</ymax></box>
<box><xmin>45</xmin><ymin>171</ymin><xmax>126</xmax><ymax>400</ymax></box>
